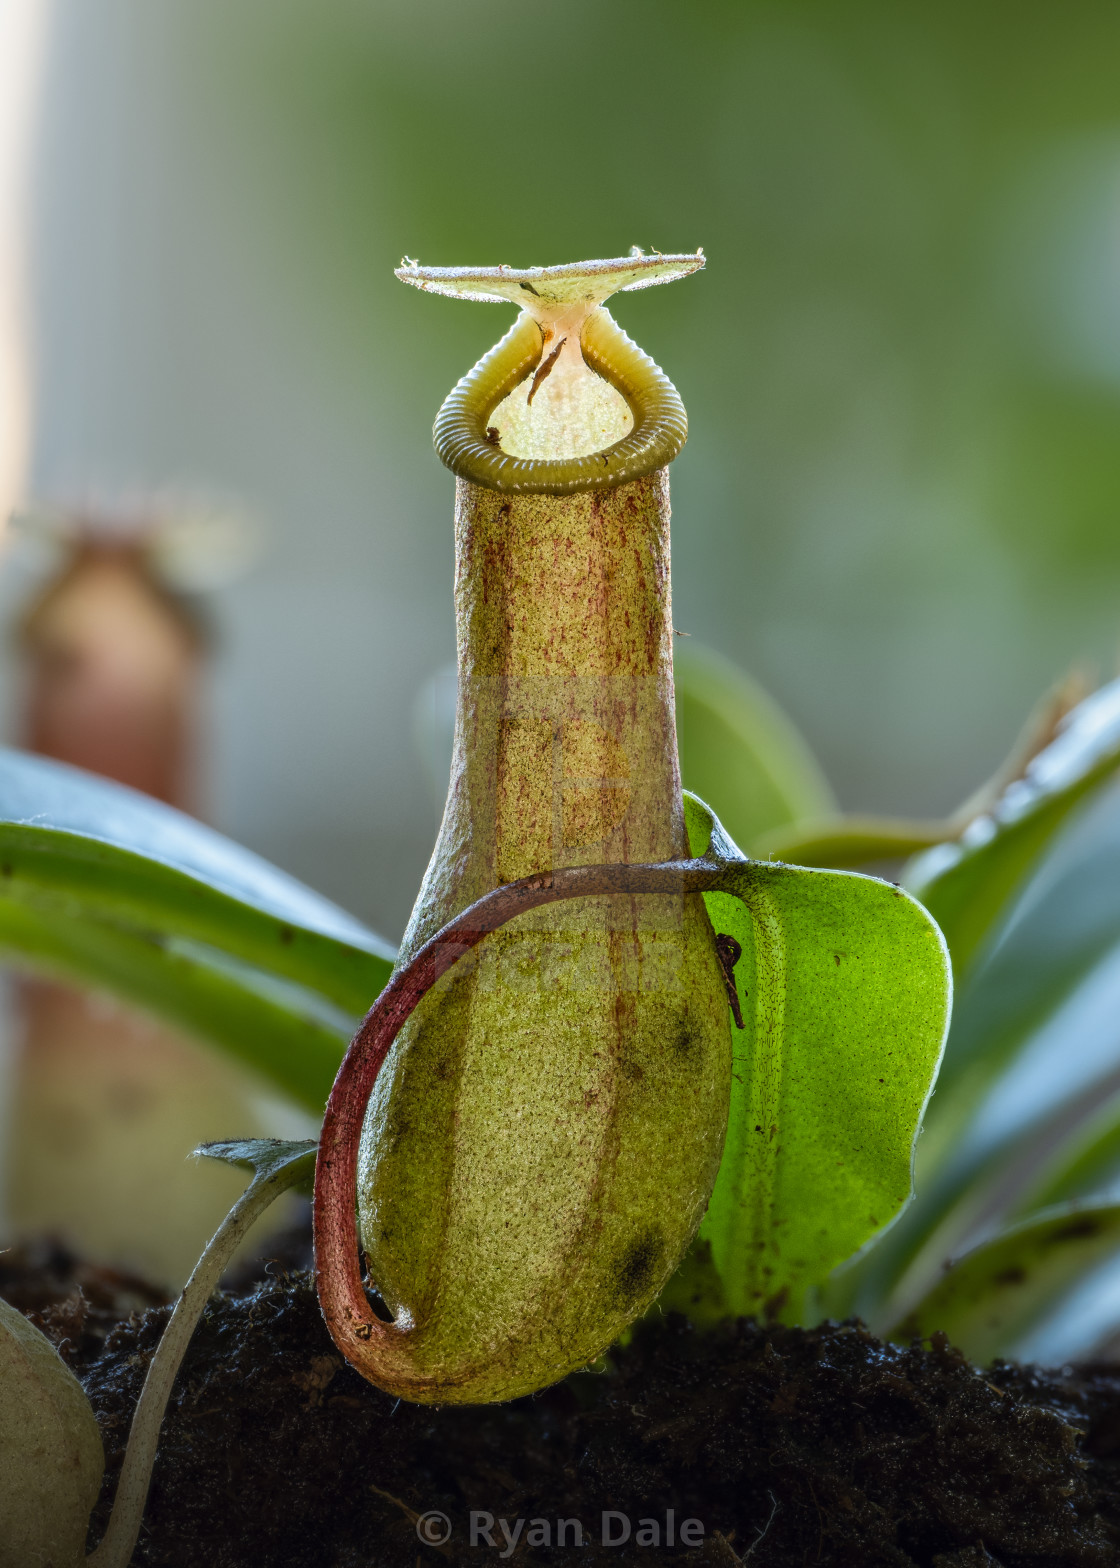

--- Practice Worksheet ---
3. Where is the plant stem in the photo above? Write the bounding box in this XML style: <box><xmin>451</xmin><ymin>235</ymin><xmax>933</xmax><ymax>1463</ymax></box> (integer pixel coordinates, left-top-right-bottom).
<box><xmin>87</xmin><ymin>1146</ymin><xmax>314</xmax><ymax>1568</ymax></box>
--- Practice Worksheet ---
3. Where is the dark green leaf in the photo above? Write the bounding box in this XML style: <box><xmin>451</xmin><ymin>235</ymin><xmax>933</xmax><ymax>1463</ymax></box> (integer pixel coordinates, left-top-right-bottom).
<box><xmin>1021</xmin><ymin>1084</ymin><xmax>1120</xmax><ymax>1213</ymax></box>
<box><xmin>0</xmin><ymin>750</ymin><xmax>397</xmax><ymax>1109</ymax></box>
<box><xmin>905</xmin><ymin>678</ymin><xmax>1120</xmax><ymax>979</ymax></box>
<box><xmin>751</xmin><ymin>816</ymin><xmax>947</xmax><ymax>869</ymax></box>
<box><xmin>0</xmin><ymin>895</ymin><xmax>349</xmax><ymax>1110</ymax></box>
<box><xmin>0</xmin><ymin>749</ymin><xmax>394</xmax><ymax>1010</ymax></box>
<box><xmin>830</xmin><ymin>1066</ymin><xmax>1120</xmax><ymax>1335</ymax></box>
<box><xmin>675</xmin><ymin>643</ymin><xmax>834</xmax><ymax>853</ymax></box>
<box><xmin>888</xmin><ymin>1202</ymin><xmax>1120</xmax><ymax>1362</ymax></box>
<box><xmin>820</xmin><ymin>900</ymin><xmax>1120</xmax><ymax>1331</ymax></box>
<box><xmin>651</xmin><ymin>1238</ymin><xmax>728</xmax><ymax>1325</ymax></box>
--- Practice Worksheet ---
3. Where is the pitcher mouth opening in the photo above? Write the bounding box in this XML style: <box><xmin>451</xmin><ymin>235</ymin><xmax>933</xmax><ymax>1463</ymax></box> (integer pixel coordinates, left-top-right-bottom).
<box><xmin>396</xmin><ymin>253</ymin><xmax>704</xmax><ymax>495</ymax></box>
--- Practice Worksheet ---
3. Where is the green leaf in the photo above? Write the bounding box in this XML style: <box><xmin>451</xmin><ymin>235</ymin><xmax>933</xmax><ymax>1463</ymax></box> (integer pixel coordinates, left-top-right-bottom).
<box><xmin>746</xmin><ymin>675</ymin><xmax>1093</xmax><ymax>872</ymax></box>
<box><xmin>888</xmin><ymin>1202</ymin><xmax>1120</xmax><ymax>1362</ymax></box>
<box><xmin>905</xmin><ymin>677</ymin><xmax>1120</xmax><ymax>979</ymax></box>
<box><xmin>751</xmin><ymin>816</ymin><xmax>947</xmax><ymax>869</ymax></box>
<box><xmin>819</xmin><ymin>903</ymin><xmax>1120</xmax><ymax>1330</ymax></box>
<box><xmin>682</xmin><ymin>793</ymin><xmax>952</xmax><ymax>1321</ymax></box>
<box><xmin>928</xmin><ymin>786</ymin><xmax>1120</xmax><ymax>1122</ymax></box>
<box><xmin>946</xmin><ymin>1054</ymin><xmax>1120</xmax><ymax>1275</ymax></box>
<box><xmin>675</xmin><ymin>642</ymin><xmax>835</xmax><ymax>853</ymax></box>
<box><xmin>1020</xmin><ymin>1082</ymin><xmax>1120</xmax><ymax>1213</ymax></box>
<box><xmin>0</xmin><ymin>749</ymin><xmax>397</xmax><ymax>1109</ymax></box>
<box><xmin>838</xmin><ymin>1065</ymin><xmax>1120</xmax><ymax>1336</ymax></box>
<box><xmin>0</xmin><ymin>749</ymin><xmax>394</xmax><ymax>1008</ymax></box>
<box><xmin>0</xmin><ymin>890</ymin><xmax>350</xmax><ymax>1111</ymax></box>
<box><xmin>840</xmin><ymin>778</ymin><xmax>1120</xmax><ymax>1323</ymax></box>
<box><xmin>651</xmin><ymin>1237</ymin><xmax>728</xmax><ymax>1325</ymax></box>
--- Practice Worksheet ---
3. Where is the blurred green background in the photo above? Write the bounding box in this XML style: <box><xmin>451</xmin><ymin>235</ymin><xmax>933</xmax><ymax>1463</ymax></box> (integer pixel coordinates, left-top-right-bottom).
<box><xmin>22</xmin><ymin>0</ymin><xmax>1120</xmax><ymax>941</ymax></box>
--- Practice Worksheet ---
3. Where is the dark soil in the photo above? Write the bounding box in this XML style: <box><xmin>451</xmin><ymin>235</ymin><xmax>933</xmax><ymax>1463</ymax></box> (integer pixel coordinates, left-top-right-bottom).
<box><xmin>0</xmin><ymin>1234</ymin><xmax>171</xmax><ymax>1364</ymax></box>
<box><xmin>9</xmin><ymin>1231</ymin><xmax>1120</xmax><ymax>1568</ymax></box>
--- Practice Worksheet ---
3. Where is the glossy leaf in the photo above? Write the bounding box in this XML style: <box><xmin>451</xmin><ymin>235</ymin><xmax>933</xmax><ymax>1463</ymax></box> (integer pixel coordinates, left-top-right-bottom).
<box><xmin>905</xmin><ymin>1048</ymin><xmax>1120</xmax><ymax>1263</ymax></box>
<box><xmin>847</xmin><ymin>779</ymin><xmax>1120</xmax><ymax>1321</ymax></box>
<box><xmin>839</xmin><ymin>1056</ymin><xmax>1120</xmax><ymax>1335</ymax></box>
<box><xmin>926</xmin><ymin>780</ymin><xmax>1120</xmax><ymax>1121</ymax></box>
<box><xmin>749</xmin><ymin>675</ymin><xmax>1090</xmax><ymax>872</ymax></box>
<box><xmin>682</xmin><ymin>793</ymin><xmax>952</xmax><ymax>1321</ymax></box>
<box><xmin>0</xmin><ymin>749</ymin><xmax>396</xmax><ymax>1110</ymax></box>
<box><xmin>0</xmin><ymin>872</ymin><xmax>350</xmax><ymax>1110</ymax></box>
<box><xmin>905</xmin><ymin>676</ymin><xmax>1120</xmax><ymax>979</ymax></box>
<box><xmin>830</xmin><ymin>704</ymin><xmax>1120</xmax><ymax>1321</ymax></box>
<box><xmin>0</xmin><ymin>748</ymin><xmax>394</xmax><ymax>1007</ymax></box>
<box><xmin>752</xmin><ymin>815</ymin><xmax>946</xmax><ymax>869</ymax></box>
<box><xmin>821</xmin><ymin>900</ymin><xmax>1120</xmax><ymax>1328</ymax></box>
<box><xmin>944</xmin><ymin>1050</ymin><xmax>1120</xmax><ymax>1266</ymax></box>
<box><xmin>675</xmin><ymin>642</ymin><xmax>834</xmax><ymax>853</ymax></box>
<box><xmin>1021</xmin><ymin>1081</ymin><xmax>1120</xmax><ymax>1213</ymax></box>
<box><xmin>888</xmin><ymin>1202</ymin><xmax>1120</xmax><ymax>1362</ymax></box>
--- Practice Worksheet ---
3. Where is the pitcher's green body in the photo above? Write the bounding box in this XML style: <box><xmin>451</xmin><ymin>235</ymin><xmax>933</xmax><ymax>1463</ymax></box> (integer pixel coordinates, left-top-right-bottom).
<box><xmin>357</xmin><ymin>255</ymin><xmax>731</xmax><ymax>1402</ymax></box>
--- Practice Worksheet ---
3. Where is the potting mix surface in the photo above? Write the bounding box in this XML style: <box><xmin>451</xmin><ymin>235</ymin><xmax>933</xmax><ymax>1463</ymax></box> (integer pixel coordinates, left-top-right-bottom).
<box><xmin>4</xmin><ymin>1231</ymin><xmax>1120</xmax><ymax>1567</ymax></box>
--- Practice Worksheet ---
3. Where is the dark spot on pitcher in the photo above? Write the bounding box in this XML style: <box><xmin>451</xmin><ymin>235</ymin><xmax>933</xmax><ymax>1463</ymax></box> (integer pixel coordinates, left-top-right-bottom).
<box><xmin>612</xmin><ymin>1229</ymin><xmax>664</xmax><ymax>1308</ymax></box>
<box><xmin>668</xmin><ymin>1021</ymin><xmax>702</xmax><ymax>1061</ymax></box>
